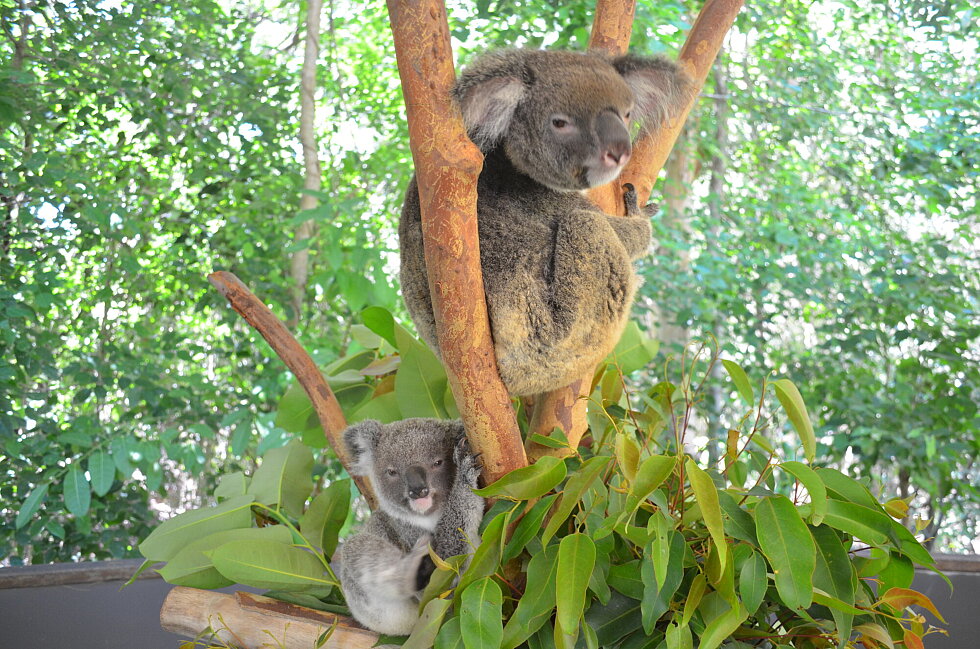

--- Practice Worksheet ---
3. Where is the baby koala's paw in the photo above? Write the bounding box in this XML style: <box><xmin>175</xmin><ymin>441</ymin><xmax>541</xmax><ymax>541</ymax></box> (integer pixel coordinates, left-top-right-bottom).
<box><xmin>453</xmin><ymin>436</ymin><xmax>482</xmax><ymax>489</ymax></box>
<box><xmin>402</xmin><ymin>535</ymin><xmax>432</xmax><ymax>595</ymax></box>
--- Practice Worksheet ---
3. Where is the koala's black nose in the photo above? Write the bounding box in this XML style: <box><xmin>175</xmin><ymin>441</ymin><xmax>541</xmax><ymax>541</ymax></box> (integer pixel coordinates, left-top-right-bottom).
<box><xmin>405</xmin><ymin>466</ymin><xmax>429</xmax><ymax>499</ymax></box>
<box><xmin>601</xmin><ymin>141</ymin><xmax>630</xmax><ymax>167</ymax></box>
<box><xmin>596</xmin><ymin>111</ymin><xmax>632</xmax><ymax>169</ymax></box>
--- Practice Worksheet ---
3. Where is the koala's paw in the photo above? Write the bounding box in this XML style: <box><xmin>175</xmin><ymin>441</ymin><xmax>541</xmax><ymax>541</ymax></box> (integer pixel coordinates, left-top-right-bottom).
<box><xmin>453</xmin><ymin>437</ymin><xmax>482</xmax><ymax>489</ymax></box>
<box><xmin>641</xmin><ymin>201</ymin><xmax>661</xmax><ymax>218</ymax></box>
<box><xmin>623</xmin><ymin>183</ymin><xmax>660</xmax><ymax>219</ymax></box>
<box><xmin>404</xmin><ymin>535</ymin><xmax>432</xmax><ymax>594</ymax></box>
<box><xmin>623</xmin><ymin>183</ymin><xmax>640</xmax><ymax>216</ymax></box>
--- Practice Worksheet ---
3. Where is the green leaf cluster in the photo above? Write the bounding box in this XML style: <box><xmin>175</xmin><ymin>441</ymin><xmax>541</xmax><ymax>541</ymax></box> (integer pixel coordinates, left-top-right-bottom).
<box><xmin>138</xmin><ymin>440</ymin><xmax>349</xmax><ymax>598</ymax></box>
<box><xmin>398</xmin><ymin>355</ymin><xmax>945</xmax><ymax>649</ymax></box>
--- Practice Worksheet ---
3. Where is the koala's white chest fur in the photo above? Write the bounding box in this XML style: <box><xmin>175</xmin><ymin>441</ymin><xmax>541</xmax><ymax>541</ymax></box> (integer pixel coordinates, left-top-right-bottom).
<box><xmin>383</xmin><ymin>501</ymin><xmax>441</xmax><ymax>534</ymax></box>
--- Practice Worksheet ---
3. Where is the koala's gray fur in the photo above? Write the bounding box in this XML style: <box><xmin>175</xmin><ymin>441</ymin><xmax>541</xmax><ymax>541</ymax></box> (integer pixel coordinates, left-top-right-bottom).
<box><xmin>336</xmin><ymin>418</ymin><xmax>483</xmax><ymax>635</ymax></box>
<box><xmin>399</xmin><ymin>49</ymin><xmax>691</xmax><ymax>396</ymax></box>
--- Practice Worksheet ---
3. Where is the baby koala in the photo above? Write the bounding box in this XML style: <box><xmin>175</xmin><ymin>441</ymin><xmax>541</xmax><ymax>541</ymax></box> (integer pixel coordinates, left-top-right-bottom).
<box><xmin>336</xmin><ymin>418</ymin><xmax>483</xmax><ymax>635</ymax></box>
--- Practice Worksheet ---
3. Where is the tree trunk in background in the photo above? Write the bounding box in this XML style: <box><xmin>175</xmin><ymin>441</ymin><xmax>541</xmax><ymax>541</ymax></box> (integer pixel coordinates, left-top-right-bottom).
<box><xmin>654</xmin><ymin>127</ymin><xmax>695</xmax><ymax>352</ymax></box>
<box><xmin>288</xmin><ymin>0</ymin><xmax>324</xmax><ymax>329</ymax></box>
<box><xmin>706</xmin><ymin>55</ymin><xmax>730</xmax><ymax>465</ymax></box>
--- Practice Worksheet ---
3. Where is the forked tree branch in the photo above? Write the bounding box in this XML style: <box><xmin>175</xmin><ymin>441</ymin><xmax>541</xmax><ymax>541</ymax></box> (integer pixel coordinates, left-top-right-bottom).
<box><xmin>621</xmin><ymin>0</ymin><xmax>745</xmax><ymax>203</ymax></box>
<box><xmin>208</xmin><ymin>271</ymin><xmax>377</xmax><ymax>508</ymax></box>
<box><xmin>385</xmin><ymin>0</ymin><xmax>527</xmax><ymax>484</ymax></box>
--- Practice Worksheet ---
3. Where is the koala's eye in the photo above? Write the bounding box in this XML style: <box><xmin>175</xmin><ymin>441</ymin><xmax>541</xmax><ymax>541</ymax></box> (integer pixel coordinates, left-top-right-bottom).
<box><xmin>385</xmin><ymin>468</ymin><xmax>398</xmax><ymax>477</ymax></box>
<box><xmin>433</xmin><ymin>459</ymin><xmax>444</xmax><ymax>468</ymax></box>
<box><xmin>550</xmin><ymin>114</ymin><xmax>575</xmax><ymax>133</ymax></box>
<box><xmin>624</xmin><ymin>110</ymin><xmax>632</xmax><ymax>121</ymax></box>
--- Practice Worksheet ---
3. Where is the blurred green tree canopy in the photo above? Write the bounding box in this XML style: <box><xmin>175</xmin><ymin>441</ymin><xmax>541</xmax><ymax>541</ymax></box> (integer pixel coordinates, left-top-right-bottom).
<box><xmin>1</xmin><ymin>0</ymin><xmax>976</xmax><ymax>563</ymax></box>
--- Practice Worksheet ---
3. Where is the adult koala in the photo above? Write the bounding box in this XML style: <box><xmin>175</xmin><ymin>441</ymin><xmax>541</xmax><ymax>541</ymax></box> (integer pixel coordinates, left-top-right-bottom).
<box><xmin>399</xmin><ymin>49</ymin><xmax>690</xmax><ymax>396</ymax></box>
<box><xmin>336</xmin><ymin>418</ymin><xmax>483</xmax><ymax>635</ymax></box>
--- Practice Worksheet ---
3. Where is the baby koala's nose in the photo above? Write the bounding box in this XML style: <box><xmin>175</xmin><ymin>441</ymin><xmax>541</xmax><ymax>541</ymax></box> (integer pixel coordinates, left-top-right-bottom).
<box><xmin>406</xmin><ymin>465</ymin><xmax>429</xmax><ymax>499</ymax></box>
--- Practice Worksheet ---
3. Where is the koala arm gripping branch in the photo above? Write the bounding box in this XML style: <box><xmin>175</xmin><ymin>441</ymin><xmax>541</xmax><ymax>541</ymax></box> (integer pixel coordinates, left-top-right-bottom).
<box><xmin>605</xmin><ymin>183</ymin><xmax>654</xmax><ymax>260</ymax></box>
<box><xmin>605</xmin><ymin>214</ymin><xmax>652</xmax><ymax>260</ymax></box>
<box><xmin>433</xmin><ymin>437</ymin><xmax>484</xmax><ymax>559</ymax></box>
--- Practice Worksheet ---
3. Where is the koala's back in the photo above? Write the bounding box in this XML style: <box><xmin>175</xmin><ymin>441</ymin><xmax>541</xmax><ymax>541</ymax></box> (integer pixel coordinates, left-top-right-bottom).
<box><xmin>399</xmin><ymin>147</ymin><xmax>636</xmax><ymax>396</ymax></box>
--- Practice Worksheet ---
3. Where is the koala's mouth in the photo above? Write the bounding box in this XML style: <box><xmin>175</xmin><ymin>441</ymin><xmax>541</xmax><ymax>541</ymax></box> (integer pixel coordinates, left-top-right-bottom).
<box><xmin>409</xmin><ymin>495</ymin><xmax>435</xmax><ymax>514</ymax></box>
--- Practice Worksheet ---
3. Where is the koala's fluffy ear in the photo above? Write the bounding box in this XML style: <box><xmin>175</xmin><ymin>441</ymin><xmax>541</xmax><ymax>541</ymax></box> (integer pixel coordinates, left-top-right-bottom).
<box><xmin>612</xmin><ymin>55</ymin><xmax>692</xmax><ymax>131</ymax></box>
<box><xmin>452</xmin><ymin>50</ymin><xmax>531</xmax><ymax>151</ymax></box>
<box><xmin>343</xmin><ymin>420</ymin><xmax>383</xmax><ymax>476</ymax></box>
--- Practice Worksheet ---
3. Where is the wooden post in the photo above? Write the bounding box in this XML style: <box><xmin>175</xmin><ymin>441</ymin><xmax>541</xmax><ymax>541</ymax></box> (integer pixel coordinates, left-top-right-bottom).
<box><xmin>385</xmin><ymin>0</ymin><xmax>528</xmax><ymax>484</ymax></box>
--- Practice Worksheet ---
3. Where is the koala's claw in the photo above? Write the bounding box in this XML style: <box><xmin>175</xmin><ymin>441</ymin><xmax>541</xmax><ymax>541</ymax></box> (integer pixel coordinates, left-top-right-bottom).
<box><xmin>623</xmin><ymin>183</ymin><xmax>659</xmax><ymax>218</ymax></box>
<box><xmin>623</xmin><ymin>183</ymin><xmax>640</xmax><ymax>216</ymax></box>
<box><xmin>452</xmin><ymin>445</ymin><xmax>482</xmax><ymax>488</ymax></box>
<box><xmin>642</xmin><ymin>201</ymin><xmax>661</xmax><ymax>218</ymax></box>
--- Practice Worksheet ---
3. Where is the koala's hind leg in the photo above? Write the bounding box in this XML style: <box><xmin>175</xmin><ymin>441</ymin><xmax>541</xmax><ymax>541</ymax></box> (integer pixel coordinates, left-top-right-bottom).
<box><xmin>338</xmin><ymin>532</ymin><xmax>430</xmax><ymax>635</ymax></box>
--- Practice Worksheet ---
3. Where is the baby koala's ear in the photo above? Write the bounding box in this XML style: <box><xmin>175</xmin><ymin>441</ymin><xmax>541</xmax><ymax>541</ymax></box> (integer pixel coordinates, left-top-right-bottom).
<box><xmin>343</xmin><ymin>420</ymin><xmax>383</xmax><ymax>476</ymax></box>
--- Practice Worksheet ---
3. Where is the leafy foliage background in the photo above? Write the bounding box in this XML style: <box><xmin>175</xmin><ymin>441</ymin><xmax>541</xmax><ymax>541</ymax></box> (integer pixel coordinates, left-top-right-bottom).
<box><xmin>1</xmin><ymin>0</ymin><xmax>977</xmax><ymax>564</ymax></box>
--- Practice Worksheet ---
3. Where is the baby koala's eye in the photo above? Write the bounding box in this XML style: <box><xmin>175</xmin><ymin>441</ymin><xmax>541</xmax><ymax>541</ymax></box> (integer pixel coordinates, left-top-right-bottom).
<box><xmin>623</xmin><ymin>110</ymin><xmax>632</xmax><ymax>121</ymax></box>
<box><xmin>385</xmin><ymin>468</ymin><xmax>398</xmax><ymax>477</ymax></box>
<box><xmin>552</xmin><ymin>118</ymin><xmax>568</xmax><ymax>128</ymax></box>
<box><xmin>433</xmin><ymin>459</ymin><xmax>444</xmax><ymax>468</ymax></box>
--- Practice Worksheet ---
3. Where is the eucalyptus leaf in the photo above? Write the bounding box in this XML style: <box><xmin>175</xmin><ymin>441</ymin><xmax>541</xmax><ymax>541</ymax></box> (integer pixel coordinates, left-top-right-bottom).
<box><xmin>394</xmin><ymin>325</ymin><xmax>450</xmax><ymax>419</ymax></box>
<box><xmin>474</xmin><ymin>456</ymin><xmax>566</xmax><ymax>500</ymax></box>
<box><xmin>771</xmin><ymin>379</ymin><xmax>816</xmax><ymax>463</ymax></box>
<box><xmin>502</xmin><ymin>545</ymin><xmax>560</xmax><ymax>649</ymax></box>
<box><xmin>299</xmin><ymin>478</ymin><xmax>350</xmax><ymax>557</ymax></box>
<box><xmin>208</xmin><ymin>538</ymin><xmax>335</xmax><ymax>590</ymax></box>
<box><xmin>755</xmin><ymin>495</ymin><xmax>815</xmax><ymax>609</ymax></box>
<box><xmin>88</xmin><ymin>451</ymin><xmax>115</xmax><ymax>497</ymax></box>
<box><xmin>403</xmin><ymin>598</ymin><xmax>452</xmax><ymax>649</ymax></box>
<box><xmin>503</xmin><ymin>494</ymin><xmax>558</xmax><ymax>562</ymax></box>
<box><xmin>139</xmin><ymin>494</ymin><xmax>255</xmax><ymax>561</ymax></box>
<box><xmin>157</xmin><ymin>526</ymin><xmax>292</xmax><ymax>589</ymax></box>
<box><xmin>248</xmin><ymin>439</ymin><xmax>314</xmax><ymax>517</ymax></box>
<box><xmin>15</xmin><ymin>483</ymin><xmax>49</xmax><ymax>530</ymax></box>
<box><xmin>722</xmin><ymin>359</ymin><xmax>754</xmax><ymax>406</ymax></box>
<box><xmin>460</xmin><ymin>577</ymin><xmax>503</xmax><ymax>649</ymax></box>
<box><xmin>542</xmin><ymin>456</ymin><xmax>611</xmax><ymax>544</ymax></box>
<box><xmin>63</xmin><ymin>466</ymin><xmax>91</xmax><ymax>517</ymax></box>
<box><xmin>556</xmin><ymin>534</ymin><xmax>595</xmax><ymax>634</ymax></box>
<box><xmin>781</xmin><ymin>460</ymin><xmax>827</xmax><ymax>525</ymax></box>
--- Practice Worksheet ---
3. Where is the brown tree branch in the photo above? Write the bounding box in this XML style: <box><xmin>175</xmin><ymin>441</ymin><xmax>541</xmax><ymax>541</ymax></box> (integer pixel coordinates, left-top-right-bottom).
<box><xmin>384</xmin><ymin>0</ymin><xmax>528</xmax><ymax>484</ymax></box>
<box><xmin>588</xmin><ymin>0</ymin><xmax>636</xmax><ymax>54</ymax></box>
<box><xmin>208</xmin><ymin>271</ymin><xmax>376</xmax><ymax>508</ymax></box>
<box><xmin>621</xmin><ymin>0</ymin><xmax>744</xmax><ymax>204</ymax></box>
<box><xmin>527</xmin><ymin>0</ymin><xmax>744</xmax><ymax>458</ymax></box>
<box><xmin>160</xmin><ymin>586</ymin><xmax>377</xmax><ymax>649</ymax></box>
